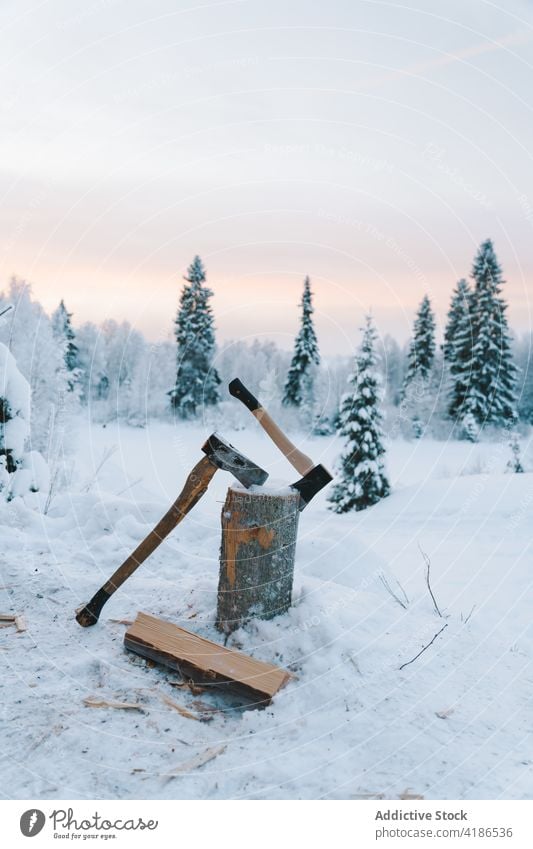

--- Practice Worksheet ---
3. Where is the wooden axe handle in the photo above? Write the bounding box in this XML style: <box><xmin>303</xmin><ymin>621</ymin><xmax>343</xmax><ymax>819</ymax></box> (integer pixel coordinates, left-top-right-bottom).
<box><xmin>229</xmin><ymin>378</ymin><xmax>314</xmax><ymax>477</ymax></box>
<box><xmin>76</xmin><ymin>455</ymin><xmax>217</xmax><ymax>627</ymax></box>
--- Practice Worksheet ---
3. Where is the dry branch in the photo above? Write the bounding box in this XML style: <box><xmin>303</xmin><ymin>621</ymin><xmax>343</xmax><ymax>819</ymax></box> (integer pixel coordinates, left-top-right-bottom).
<box><xmin>462</xmin><ymin>604</ymin><xmax>476</xmax><ymax>624</ymax></box>
<box><xmin>379</xmin><ymin>572</ymin><xmax>409</xmax><ymax>609</ymax></box>
<box><xmin>419</xmin><ymin>544</ymin><xmax>443</xmax><ymax>618</ymax></box>
<box><xmin>399</xmin><ymin>624</ymin><xmax>448</xmax><ymax>671</ymax></box>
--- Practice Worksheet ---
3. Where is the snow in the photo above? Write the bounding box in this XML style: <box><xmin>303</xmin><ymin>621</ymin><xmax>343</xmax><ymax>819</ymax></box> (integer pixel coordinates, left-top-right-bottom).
<box><xmin>0</xmin><ymin>419</ymin><xmax>532</xmax><ymax>800</ymax></box>
<box><xmin>0</xmin><ymin>341</ymin><xmax>49</xmax><ymax>499</ymax></box>
<box><xmin>0</xmin><ymin>343</ymin><xmax>31</xmax><ymax>423</ymax></box>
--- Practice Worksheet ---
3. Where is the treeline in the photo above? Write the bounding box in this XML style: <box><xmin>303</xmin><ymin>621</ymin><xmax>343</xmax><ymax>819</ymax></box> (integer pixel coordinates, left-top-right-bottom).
<box><xmin>1</xmin><ymin>239</ymin><xmax>532</xmax><ymax>465</ymax></box>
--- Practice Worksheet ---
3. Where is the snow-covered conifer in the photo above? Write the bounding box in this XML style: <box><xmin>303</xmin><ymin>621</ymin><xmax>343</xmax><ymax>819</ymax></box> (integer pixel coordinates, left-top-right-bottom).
<box><xmin>282</xmin><ymin>277</ymin><xmax>320</xmax><ymax>411</ymax></box>
<box><xmin>328</xmin><ymin>315</ymin><xmax>390</xmax><ymax>512</ymax></box>
<box><xmin>445</xmin><ymin>280</ymin><xmax>474</xmax><ymax>419</ymax></box>
<box><xmin>400</xmin><ymin>295</ymin><xmax>438</xmax><ymax>437</ymax></box>
<box><xmin>443</xmin><ymin>279</ymin><xmax>471</xmax><ymax>363</ymax></box>
<box><xmin>461</xmin><ymin>239</ymin><xmax>517</xmax><ymax>426</ymax></box>
<box><xmin>402</xmin><ymin>294</ymin><xmax>436</xmax><ymax>392</ymax></box>
<box><xmin>169</xmin><ymin>255</ymin><xmax>221</xmax><ymax>417</ymax></box>
<box><xmin>52</xmin><ymin>299</ymin><xmax>82</xmax><ymax>394</ymax></box>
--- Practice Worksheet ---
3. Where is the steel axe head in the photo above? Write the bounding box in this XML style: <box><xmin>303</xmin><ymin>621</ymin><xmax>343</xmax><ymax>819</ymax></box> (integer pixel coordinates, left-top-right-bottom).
<box><xmin>291</xmin><ymin>463</ymin><xmax>333</xmax><ymax>511</ymax></box>
<box><xmin>201</xmin><ymin>432</ymin><xmax>268</xmax><ymax>488</ymax></box>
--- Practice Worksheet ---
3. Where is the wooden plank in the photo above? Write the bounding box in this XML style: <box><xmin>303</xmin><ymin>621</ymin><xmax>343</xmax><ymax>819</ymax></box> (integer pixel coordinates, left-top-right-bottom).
<box><xmin>124</xmin><ymin>612</ymin><xmax>291</xmax><ymax>706</ymax></box>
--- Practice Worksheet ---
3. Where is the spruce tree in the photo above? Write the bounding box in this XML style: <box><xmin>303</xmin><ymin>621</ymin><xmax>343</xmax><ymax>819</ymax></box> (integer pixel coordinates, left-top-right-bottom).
<box><xmin>169</xmin><ymin>255</ymin><xmax>220</xmax><ymax>417</ymax></box>
<box><xmin>51</xmin><ymin>299</ymin><xmax>81</xmax><ymax>393</ymax></box>
<box><xmin>402</xmin><ymin>294</ymin><xmax>436</xmax><ymax>392</ymax></box>
<box><xmin>400</xmin><ymin>295</ymin><xmax>436</xmax><ymax>438</ymax></box>
<box><xmin>462</xmin><ymin>239</ymin><xmax>517</xmax><ymax>426</ymax></box>
<box><xmin>446</xmin><ymin>280</ymin><xmax>474</xmax><ymax>419</ymax></box>
<box><xmin>282</xmin><ymin>277</ymin><xmax>320</xmax><ymax>410</ymax></box>
<box><xmin>328</xmin><ymin>315</ymin><xmax>390</xmax><ymax>513</ymax></box>
<box><xmin>443</xmin><ymin>279</ymin><xmax>471</xmax><ymax>362</ymax></box>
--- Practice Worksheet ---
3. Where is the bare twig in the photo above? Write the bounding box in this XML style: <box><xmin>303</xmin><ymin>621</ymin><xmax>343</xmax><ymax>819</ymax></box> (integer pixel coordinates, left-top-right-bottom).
<box><xmin>379</xmin><ymin>572</ymin><xmax>409</xmax><ymax>609</ymax></box>
<box><xmin>419</xmin><ymin>543</ymin><xmax>443</xmax><ymax>618</ymax></box>
<box><xmin>43</xmin><ymin>463</ymin><xmax>62</xmax><ymax>516</ymax></box>
<box><xmin>399</xmin><ymin>623</ymin><xmax>448</xmax><ymax>671</ymax></box>
<box><xmin>462</xmin><ymin>604</ymin><xmax>476</xmax><ymax>624</ymax></box>
<box><xmin>115</xmin><ymin>477</ymin><xmax>143</xmax><ymax>497</ymax></box>
<box><xmin>82</xmin><ymin>445</ymin><xmax>118</xmax><ymax>493</ymax></box>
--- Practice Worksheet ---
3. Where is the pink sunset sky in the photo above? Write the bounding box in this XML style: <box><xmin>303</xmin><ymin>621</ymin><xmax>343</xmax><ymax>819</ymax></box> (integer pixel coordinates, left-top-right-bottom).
<box><xmin>1</xmin><ymin>0</ymin><xmax>532</xmax><ymax>354</ymax></box>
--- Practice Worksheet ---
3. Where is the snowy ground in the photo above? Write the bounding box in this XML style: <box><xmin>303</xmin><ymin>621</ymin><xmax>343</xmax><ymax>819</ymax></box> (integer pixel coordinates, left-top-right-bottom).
<box><xmin>1</xmin><ymin>417</ymin><xmax>532</xmax><ymax>800</ymax></box>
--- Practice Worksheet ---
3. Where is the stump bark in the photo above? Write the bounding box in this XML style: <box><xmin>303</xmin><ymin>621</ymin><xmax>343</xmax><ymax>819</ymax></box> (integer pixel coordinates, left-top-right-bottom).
<box><xmin>217</xmin><ymin>486</ymin><xmax>300</xmax><ymax>633</ymax></box>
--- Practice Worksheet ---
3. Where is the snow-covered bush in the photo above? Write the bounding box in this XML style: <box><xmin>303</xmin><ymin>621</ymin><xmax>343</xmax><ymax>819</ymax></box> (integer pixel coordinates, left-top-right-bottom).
<box><xmin>0</xmin><ymin>277</ymin><xmax>71</xmax><ymax>457</ymax></box>
<box><xmin>0</xmin><ymin>342</ymin><xmax>49</xmax><ymax>499</ymax></box>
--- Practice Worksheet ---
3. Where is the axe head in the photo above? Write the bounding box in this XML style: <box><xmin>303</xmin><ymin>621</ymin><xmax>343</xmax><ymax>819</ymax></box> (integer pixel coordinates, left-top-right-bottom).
<box><xmin>291</xmin><ymin>464</ymin><xmax>333</xmax><ymax>511</ymax></box>
<box><xmin>202</xmin><ymin>432</ymin><xmax>268</xmax><ymax>488</ymax></box>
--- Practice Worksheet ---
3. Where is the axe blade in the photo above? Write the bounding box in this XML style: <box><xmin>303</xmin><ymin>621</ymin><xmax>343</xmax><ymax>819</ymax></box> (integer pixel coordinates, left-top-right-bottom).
<box><xmin>291</xmin><ymin>464</ymin><xmax>333</xmax><ymax>511</ymax></box>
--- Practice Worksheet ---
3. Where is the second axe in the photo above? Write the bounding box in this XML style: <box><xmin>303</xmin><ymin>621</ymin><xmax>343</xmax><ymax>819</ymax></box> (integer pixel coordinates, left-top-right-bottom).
<box><xmin>228</xmin><ymin>378</ymin><xmax>333</xmax><ymax>509</ymax></box>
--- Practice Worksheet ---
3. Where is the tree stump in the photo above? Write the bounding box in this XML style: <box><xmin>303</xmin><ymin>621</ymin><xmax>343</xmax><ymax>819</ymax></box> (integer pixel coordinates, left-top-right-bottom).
<box><xmin>217</xmin><ymin>486</ymin><xmax>300</xmax><ymax>633</ymax></box>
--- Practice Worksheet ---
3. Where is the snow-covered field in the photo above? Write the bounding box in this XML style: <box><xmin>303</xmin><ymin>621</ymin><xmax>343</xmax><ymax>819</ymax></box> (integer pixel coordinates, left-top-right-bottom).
<box><xmin>1</xmin><ymin>417</ymin><xmax>532</xmax><ymax>800</ymax></box>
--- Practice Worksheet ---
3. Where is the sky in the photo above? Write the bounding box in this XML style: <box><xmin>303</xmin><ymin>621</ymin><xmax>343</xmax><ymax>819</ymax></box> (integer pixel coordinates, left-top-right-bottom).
<box><xmin>0</xmin><ymin>0</ymin><xmax>532</xmax><ymax>354</ymax></box>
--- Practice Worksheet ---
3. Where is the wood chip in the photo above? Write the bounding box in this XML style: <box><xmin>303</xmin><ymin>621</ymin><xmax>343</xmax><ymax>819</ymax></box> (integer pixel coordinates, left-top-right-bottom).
<box><xmin>0</xmin><ymin>614</ymin><xmax>16</xmax><ymax>622</ymax></box>
<box><xmin>15</xmin><ymin>616</ymin><xmax>27</xmax><ymax>632</ymax></box>
<box><xmin>162</xmin><ymin>744</ymin><xmax>226</xmax><ymax>778</ymax></box>
<box><xmin>435</xmin><ymin>707</ymin><xmax>455</xmax><ymax>719</ymax></box>
<box><xmin>109</xmin><ymin>618</ymin><xmax>134</xmax><ymax>625</ymax></box>
<box><xmin>160</xmin><ymin>693</ymin><xmax>201</xmax><ymax>721</ymax></box>
<box><xmin>398</xmin><ymin>788</ymin><xmax>425</xmax><ymax>800</ymax></box>
<box><xmin>190</xmin><ymin>699</ymin><xmax>223</xmax><ymax>718</ymax></box>
<box><xmin>352</xmin><ymin>791</ymin><xmax>386</xmax><ymax>800</ymax></box>
<box><xmin>83</xmin><ymin>696</ymin><xmax>144</xmax><ymax>711</ymax></box>
<box><xmin>169</xmin><ymin>680</ymin><xmax>207</xmax><ymax>695</ymax></box>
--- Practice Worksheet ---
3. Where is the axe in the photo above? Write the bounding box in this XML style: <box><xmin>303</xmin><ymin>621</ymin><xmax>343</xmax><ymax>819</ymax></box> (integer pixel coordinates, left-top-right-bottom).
<box><xmin>228</xmin><ymin>378</ymin><xmax>332</xmax><ymax>510</ymax></box>
<box><xmin>76</xmin><ymin>433</ymin><xmax>268</xmax><ymax>627</ymax></box>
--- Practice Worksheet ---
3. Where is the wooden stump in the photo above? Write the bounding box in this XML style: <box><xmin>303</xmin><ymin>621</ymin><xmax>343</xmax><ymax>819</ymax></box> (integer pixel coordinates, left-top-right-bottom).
<box><xmin>217</xmin><ymin>486</ymin><xmax>300</xmax><ymax>633</ymax></box>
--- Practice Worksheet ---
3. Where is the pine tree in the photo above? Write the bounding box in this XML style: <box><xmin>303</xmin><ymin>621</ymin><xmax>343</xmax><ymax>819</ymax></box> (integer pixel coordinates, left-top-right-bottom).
<box><xmin>51</xmin><ymin>299</ymin><xmax>81</xmax><ymax>393</ymax></box>
<box><xmin>328</xmin><ymin>315</ymin><xmax>390</xmax><ymax>513</ymax></box>
<box><xmin>462</xmin><ymin>239</ymin><xmax>517</xmax><ymax>426</ymax></box>
<box><xmin>400</xmin><ymin>295</ymin><xmax>437</xmax><ymax>438</ymax></box>
<box><xmin>445</xmin><ymin>280</ymin><xmax>475</xmax><ymax>419</ymax></box>
<box><xmin>169</xmin><ymin>255</ymin><xmax>221</xmax><ymax>417</ymax></box>
<box><xmin>282</xmin><ymin>277</ymin><xmax>320</xmax><ymax>410</ymax></box>
<box><xmin>443</xmin><ymin>279</ymin><xmax>471</xmax><ymax>362</ymax></box>
<box><xmin>402</xmin><ymin>294</ymin><xmax>436</xmax><ymax>392</ymax></box>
